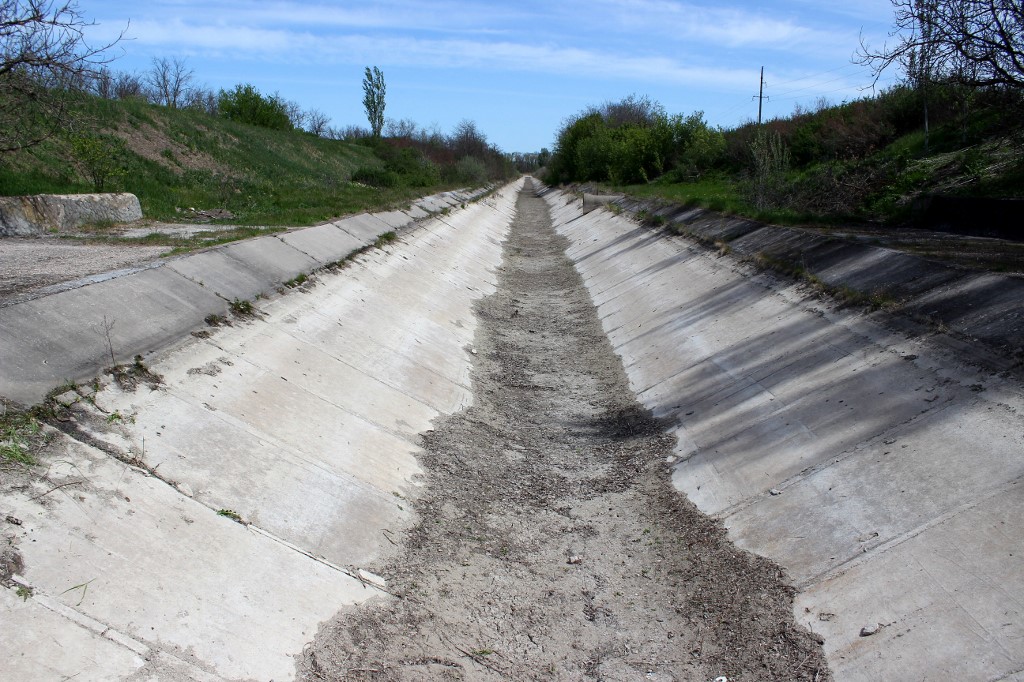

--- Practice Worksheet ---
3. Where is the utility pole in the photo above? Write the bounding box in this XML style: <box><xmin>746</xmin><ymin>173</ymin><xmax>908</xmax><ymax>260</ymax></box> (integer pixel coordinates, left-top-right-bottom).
<box><xmin>753</xmin><ymin>66</ymin><xmax>768</xmax><ymax>125</ymax></box>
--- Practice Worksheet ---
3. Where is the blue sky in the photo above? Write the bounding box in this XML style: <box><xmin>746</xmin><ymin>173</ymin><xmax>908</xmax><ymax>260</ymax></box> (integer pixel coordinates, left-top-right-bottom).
<box><xmin>81</xmin><ymin>1</ymin><xmax>903</xmax><ymax>153</ymax></box>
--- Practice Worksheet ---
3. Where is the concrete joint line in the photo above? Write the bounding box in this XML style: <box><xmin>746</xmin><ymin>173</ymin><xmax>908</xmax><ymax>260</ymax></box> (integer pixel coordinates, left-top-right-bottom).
<box><xmin>272</xmin><ymin>231</ymin><xmax>322</xmax><ymax>264</ymax></box>
<box><xmin>160</xmin><ymin>383</ymin><xmax>414</xmax><ymax>507</ymax></box>
<box><xmin>245</xmin><ymin>525</ymin><xmax>388</xmax><ymax>596</ymax></box>
<box><xmin>714</xmin><ymin>399</ymin><xmax>959</xmax><ymax>521</ymax></box>
<box><xmin>797</xmin><ymin>472</ymin><xmax>1024</xmax><ymax>591</ymax></box>
<box><xmin>8</xmin><ymin>583</ymin><xmax>150</xmax><ymax>657</ymax></box>
<box><xmin>271</xmin><ymin>325</ymin><xmax>446</xmax><ymax>420</ymax></box>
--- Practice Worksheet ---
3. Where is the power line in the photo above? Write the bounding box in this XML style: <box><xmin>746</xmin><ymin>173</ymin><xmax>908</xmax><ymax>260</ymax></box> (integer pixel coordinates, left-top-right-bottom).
<box><xmin>767</xmin><ymin>63</ymin><xmax>863</xmax><ymax>89</ymax></box>
<box><xmin>772</xmin><ymin>72</ymin><xmax>863</xmax><ymax>99</ymax></box>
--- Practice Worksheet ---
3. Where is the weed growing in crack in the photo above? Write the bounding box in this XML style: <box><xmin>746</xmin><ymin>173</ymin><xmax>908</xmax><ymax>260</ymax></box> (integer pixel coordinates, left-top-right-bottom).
<box><xmin>230</xmin><ymin>298</ymin><xmax>255</xmax><ymax>317</ymax></box>
<box><xmin>284</xmin><ymin>273</ymin><xmax>309</xmax><ymax>288</ymax></box>
<box><xmin>752</xmin><ymin>252</ymin><xmax>900</xmax><ymax>311</ymax></box>
<box><xmin>110</xmin><ymin>355</ymin><xmax>163</xmax><ymax>392</ymax></box>
<box><xmin>217</xmin><ymin>508</ymin><xmax>246</xmax><ymax>524</ymax></box>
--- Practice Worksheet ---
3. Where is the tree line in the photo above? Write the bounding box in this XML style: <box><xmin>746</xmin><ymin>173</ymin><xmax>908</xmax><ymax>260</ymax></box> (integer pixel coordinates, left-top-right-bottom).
<box><xmin>1</xmin><ymin>1</ymin><xmax>530</xmax><ymax>190</ymax></box>
<box><xmin>545</xmin><ymin>0</ymin><xmax>1023</xmax><ymax>220</ymax></box>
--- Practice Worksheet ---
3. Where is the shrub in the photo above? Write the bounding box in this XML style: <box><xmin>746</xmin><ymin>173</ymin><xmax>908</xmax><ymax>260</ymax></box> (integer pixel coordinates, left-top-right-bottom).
<box><xmin>70</xmin><ymin>133</ymin><xmax>129</xmax><ymax>191</ymax></box>
<box><xmin>351</xmin><ymin>166</ymin><xmax>400</xmax><ymax>188</ymax></box>
<box><xmin>217</xmin><ymin>84</ymin><xmax>292</xmax><ymax>131</ymax></box>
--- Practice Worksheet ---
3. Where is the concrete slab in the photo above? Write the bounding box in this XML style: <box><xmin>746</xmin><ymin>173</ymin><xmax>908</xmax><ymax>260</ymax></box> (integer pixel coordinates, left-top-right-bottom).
<box><xmin>219</xmin><ymin>234</ymin><xmax>319</xmax><ymax>288</ymax></box>
<box><xmin>0</xmin><ymin>267</ymin><xmax>225</xmax><ymax>405</ymax></box>
<box><xmin>542</xmin><ymin>183</ymin><xmax>1024</xmax><ymax>682</ymax></box>
<box><xmin>415</xmin><ymin>194</ymin><xmax>452</xmax><ymax>213</ymax></box>
<box><xmin>332</xmin><ymin>213</ymin><xmax>392</xmax><ymax>244</ymax></box>
<box><xmin>2</xmin><ymin>433</ymin><xmax>375</xmax><ymax>681</ymax></box>
<box><xmin>0</xmin><ymin>586</ymin><xmax>146</xmax><ymax>680</ymax></box>
<box><xmin>404</xmin><ymin>204</ymin><xmax>429</xmax><ymax>219</ymax></box>
<box><xmin>371</xmin><ymin>209</ymin><xmax>415</xmax><ymax>230</ymax></box>
<box><xmin>166</xmin><ymin>248</ymin><xmax>278</xmax><ymax>303</ymax></box>
<box><xmin>278</xmin><ymin>223</ymin><xmax>367</xmax><ymax>265</ymax></box>
<box><xmin>795</xmin><ymin>483</ymin><xmax>1024</xmax><ymax>681</ymax></box>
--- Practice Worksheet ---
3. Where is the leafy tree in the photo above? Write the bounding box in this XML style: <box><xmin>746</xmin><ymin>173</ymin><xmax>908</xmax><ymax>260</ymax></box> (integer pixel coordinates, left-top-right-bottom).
<box><xmin>362</xmin><ymin>66</ymin><xmax>385</xmax><ymax>138</ymax></box>
<box><xmin>217</xmin><ymin>83</ymin><xmax>292</xmax><ymax>130</ymax></box>
<box><xmin>0</xmin><ymin>0</ymin><xmax>123</xmax><ymax>152</ymax></box>
<box><xmin>70</xmin><ymin>132</ymin><xmax>128</xmax><ymax>191</ymax></box>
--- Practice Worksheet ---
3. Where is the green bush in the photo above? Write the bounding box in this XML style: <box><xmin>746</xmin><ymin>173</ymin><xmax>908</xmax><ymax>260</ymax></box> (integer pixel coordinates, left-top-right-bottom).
<box><xmin>351</xmin><ymin>165</ymin><xmax>400</xmax><ymax>188</ymax></box>
<box><xmin>70</xmin><ymin>133</ymin><xmax>129</xmax><ymax>191</ymax></box>
<box><xmin>453</xmin><ymin>156</ymin><xmax>488</xmax><ymax>184</ymax></box>
<box><xmin>217</xmin><ymin>84</ymin><xmax>292</xmax><ymax>131</ymax></box>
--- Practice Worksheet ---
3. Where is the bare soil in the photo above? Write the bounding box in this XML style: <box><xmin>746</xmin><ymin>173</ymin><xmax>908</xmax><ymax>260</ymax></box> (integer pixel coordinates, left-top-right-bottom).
<box><xmin>298</xmin><ymin>182</ymin><xmax>829</xmax><ymax>681</ymax></box>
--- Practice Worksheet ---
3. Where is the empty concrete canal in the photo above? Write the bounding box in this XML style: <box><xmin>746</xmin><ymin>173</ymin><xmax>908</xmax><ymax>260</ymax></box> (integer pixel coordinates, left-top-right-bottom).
<box><xmin>1</xmin><ymin>179</ymin><xmax>1022</xmax><ymax>681</ymax></box>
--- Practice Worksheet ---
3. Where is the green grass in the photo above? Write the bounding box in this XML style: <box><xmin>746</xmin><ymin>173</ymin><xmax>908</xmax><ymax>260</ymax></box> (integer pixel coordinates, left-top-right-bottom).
<box><xmin>0</xmin><ymin>92</ymin><xmax>467</xmax><ymax>227</ymax></box>
<box><xmin>0</xmin><ymin>410</ymin><xmax>43</xmax><ymax>466</ymax></box>
<box><xmin>619</xmin><ymin>176</ymin><xmax>743</xmax><ymax>214</ymax></box>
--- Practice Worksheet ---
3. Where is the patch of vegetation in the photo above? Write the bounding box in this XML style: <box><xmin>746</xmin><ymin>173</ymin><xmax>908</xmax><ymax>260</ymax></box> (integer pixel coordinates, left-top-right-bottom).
<box><xmin>0</xmin><ymin>409</ymin><xmax>42</xmax><ymax>466</ymax></box>
<box><xmin>110</xmin><ymin>355</ymin><xmax>163</xmax><ymax>392</ymax></box>
<box><xmin>751</xmin><ymin>252</ymin><xmax>899</xmax><ymax>311</ymax></box>
<box><xmin>374</xmin><ymin>231</ymin><xmax>397</xmax><ymax>248</ymax></box>
<box><xmin>284</xmin><ymin>273</ymin><xmax>309</xmax><ymax>288</ymax></box>
<box><xmin>229</xmin><ymin>298</ymin><xmax>255</xmax><ymax>317</ymax></box>
<box><xmin>217</xmin><ymin>508</ymin><xmax>243</xmax><ymax>523</ymax></box>
<box><xmin>0</xmin><ymin>90</ymin><xmax>516</xmax><ymax>228</ymax></box>
<box><xmin>547</xmin><ymin>82</ymin><xmax>1023</xmax><ymax>228</ymax></box>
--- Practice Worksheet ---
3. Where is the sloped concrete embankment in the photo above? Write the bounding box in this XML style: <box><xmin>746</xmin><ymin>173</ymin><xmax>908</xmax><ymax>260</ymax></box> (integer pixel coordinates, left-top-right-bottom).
<box><xmin>0</xmin><ymin>182</ymin><xmax>518</xmax><ymax>680</ymax></box>
<box><xmin>0</xmin><ymin>187</ymin><xmax>488</xmax><ymax>406</ymax></box>
<box><xmin>540</xmin><ymin>185</ymin><xmax>1024</xmax><ymax>681</ymax></box>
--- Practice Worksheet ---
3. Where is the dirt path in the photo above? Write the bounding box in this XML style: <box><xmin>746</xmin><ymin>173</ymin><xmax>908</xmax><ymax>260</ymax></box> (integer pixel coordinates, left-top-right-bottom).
<box><xmin>299</xmin><ymin>180</ymin><xmax>829</xmax><ymax>681</ymax></box>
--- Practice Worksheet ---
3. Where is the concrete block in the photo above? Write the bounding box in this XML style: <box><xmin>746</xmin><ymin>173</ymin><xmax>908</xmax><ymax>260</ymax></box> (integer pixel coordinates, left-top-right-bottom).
<box><xmin>0</xmin><ymin>193</ymin><xmax>143</xmax><ymax>236</ymax></box>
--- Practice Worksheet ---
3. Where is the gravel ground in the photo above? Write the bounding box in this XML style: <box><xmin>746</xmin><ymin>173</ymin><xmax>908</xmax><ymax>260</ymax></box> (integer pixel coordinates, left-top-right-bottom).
<box><xmin>0</xmin><ymin>237</ymin><xmax>167</xmax><ymax>307</ymax></box>
<box><xmin>298</xmin><ymin>181</ymin><xmax>829</xmax><ymax>681</ymax></box>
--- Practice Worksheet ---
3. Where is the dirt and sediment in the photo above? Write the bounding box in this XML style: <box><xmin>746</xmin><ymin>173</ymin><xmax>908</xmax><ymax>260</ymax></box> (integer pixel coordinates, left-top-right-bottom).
<box><xmin>297</xmin><ymin>181</ymin><xmax>829</xmax><ymax>681</ymax></box>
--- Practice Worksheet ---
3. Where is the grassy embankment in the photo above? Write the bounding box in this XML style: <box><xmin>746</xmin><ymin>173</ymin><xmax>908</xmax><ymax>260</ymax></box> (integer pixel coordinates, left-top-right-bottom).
<box><xmin>0</xmin><ymin>94</ymin><xmax>481</xmax><ymax>251</ymax></box>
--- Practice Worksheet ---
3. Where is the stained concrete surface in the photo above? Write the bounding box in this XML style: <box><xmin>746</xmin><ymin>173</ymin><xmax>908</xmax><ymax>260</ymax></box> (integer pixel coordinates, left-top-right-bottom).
<box><xmin>4</xmin><ymin>178</ymin><xmax>1021</xmax><ymax>680</ymax></box>
<box><xmin>0</xmin><ymin>183</ymin><xmax>519</xmax><ymax>680</ymax></box>
<box><xmin>542</xmin><ymin>183</ymin><xmax>1024</xmax><ymax>681</ymax></box>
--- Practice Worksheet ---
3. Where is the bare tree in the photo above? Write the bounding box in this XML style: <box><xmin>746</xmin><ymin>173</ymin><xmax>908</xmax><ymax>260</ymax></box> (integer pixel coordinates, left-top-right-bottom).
<box><xmin>0</xmin><ymin>0</ymin><xmax>123</xmax><ymax>151</ymax></box>
<box><xmin>145</xmin><ymin>56</ymin><xmax>193</xmax><ymax>108</ymax></box>
<box><xmin>337</xmin><ymin>124</ymin><xmax>370</xmax><ymax>140</ymax></box>
<box><xmin>113</xmin><ymin>69</ymin><xmax>144</xmax><ymax>100</ymax></box>
<box><xmin>281</xmin><ymin>97</ymin><xmax>306</xmax><ymax>130</ymax></box>
<box><xmin>362</xmin><ymin>65</ymin><xmax>385</xmax><ymax>137</ymax></box>
<box><xmin>384</xmin><ymin>117</ymin><xmax>417</xmax><ymax>139</ymax></box>
<box><xmin>305</xmin><ymin>108</ymin><xmax>330</xmax><ymax>136</ymax></box>
<box><xmin>182</xmin><ymin>84</ymin><xmax>217</xmax><ymax>115</ymax></box>
<box><xmin>859</xmin><ymin>1</ymin><xmax>1024</xmax><ymax>90</ymax></box>
<box><xmin>89</xmin><ymin>65</ymin><xmax>112</xmax><ymax>98</ymax></box>
<box><xmin>449</xmin><ymin>119</ymin><xmax>488</xmax><ymax>159</ymax></box>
